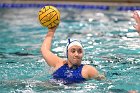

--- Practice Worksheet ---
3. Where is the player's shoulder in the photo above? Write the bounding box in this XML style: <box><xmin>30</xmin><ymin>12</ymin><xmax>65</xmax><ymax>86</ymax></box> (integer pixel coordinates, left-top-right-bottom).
<box><xmin>82</xmin><ymin>64</ymin><xmax>98</xmax><ymax>79</ymax></box>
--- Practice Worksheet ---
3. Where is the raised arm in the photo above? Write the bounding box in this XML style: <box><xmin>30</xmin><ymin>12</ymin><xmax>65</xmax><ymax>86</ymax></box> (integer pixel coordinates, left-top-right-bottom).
<box><xmin>133</xmin><ymin>11</ymin><xmax>140</xmax><ymax>35</ymax></box>
<box><xmin>41</xmin><ymin>27</ymin><xmax>63</xmax><ymax>67</ymax></box>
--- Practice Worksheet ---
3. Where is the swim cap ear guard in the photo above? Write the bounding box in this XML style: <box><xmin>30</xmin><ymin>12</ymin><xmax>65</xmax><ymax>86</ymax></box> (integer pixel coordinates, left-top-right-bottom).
<box><xmin>66</xmin><ymin>38</ymin><xmax>71</xmax><ymax>58</ymax></box>
<box><xmin>65</xmin><ymin>38</ymin><xmax>83</xmax><ymax>58</ymax></box>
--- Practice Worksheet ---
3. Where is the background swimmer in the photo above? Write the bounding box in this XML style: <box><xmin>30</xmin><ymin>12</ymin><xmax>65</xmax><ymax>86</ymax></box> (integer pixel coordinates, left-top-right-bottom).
<box><xmin>133</xmin><ymin>11</ymin><xmax>140</xmax><ymax>35</ymax></box>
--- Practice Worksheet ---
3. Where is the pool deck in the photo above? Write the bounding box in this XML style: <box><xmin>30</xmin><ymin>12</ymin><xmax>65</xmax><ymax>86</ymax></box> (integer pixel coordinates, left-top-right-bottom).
<box><xmin>1</xmin><ymin>0</ymin><xmax>140</xmax><ymax>6</ymax></box>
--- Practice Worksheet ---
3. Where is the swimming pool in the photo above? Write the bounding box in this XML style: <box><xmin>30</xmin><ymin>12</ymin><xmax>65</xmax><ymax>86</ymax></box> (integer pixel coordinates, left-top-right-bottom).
<box><xmin>0</xmin><ymin>3</ymin><xmax>140</xmax><ymax>93</ymax></box>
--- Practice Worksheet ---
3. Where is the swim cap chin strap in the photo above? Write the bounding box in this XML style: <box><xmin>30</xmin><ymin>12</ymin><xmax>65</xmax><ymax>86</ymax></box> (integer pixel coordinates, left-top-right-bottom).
<box><xmin>66</xmin><ymin>38</ymin><xmax>83</xmax><ymax>58</ymax></box>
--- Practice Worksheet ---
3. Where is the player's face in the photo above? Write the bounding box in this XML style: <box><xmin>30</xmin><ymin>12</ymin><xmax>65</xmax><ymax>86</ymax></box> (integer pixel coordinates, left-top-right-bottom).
<box><xmin>68</xmin><ymin>45</ymin><xmax>83</xmax><ymax>65</ymax></box>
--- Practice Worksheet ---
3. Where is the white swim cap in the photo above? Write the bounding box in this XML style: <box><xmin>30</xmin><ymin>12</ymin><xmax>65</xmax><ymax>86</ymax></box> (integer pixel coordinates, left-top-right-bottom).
<box><xmin>65</xmin><ymin>38</ymin><xmax>83</xmax><ymax>58</ymax></box>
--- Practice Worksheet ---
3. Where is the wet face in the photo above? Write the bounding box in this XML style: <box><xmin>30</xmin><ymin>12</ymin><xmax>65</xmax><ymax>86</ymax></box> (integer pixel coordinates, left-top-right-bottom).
<box><xmin>67</xmin><ymin>45</ymin><xmax>83</xmax><ymax>66</ymax></box>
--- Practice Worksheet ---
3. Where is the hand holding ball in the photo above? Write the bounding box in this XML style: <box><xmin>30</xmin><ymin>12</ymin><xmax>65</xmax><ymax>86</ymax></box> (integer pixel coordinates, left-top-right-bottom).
<box><xmin>38</xmin><ymin>6</ymin><xmax>60</xmax><ymax>29</ymax></box>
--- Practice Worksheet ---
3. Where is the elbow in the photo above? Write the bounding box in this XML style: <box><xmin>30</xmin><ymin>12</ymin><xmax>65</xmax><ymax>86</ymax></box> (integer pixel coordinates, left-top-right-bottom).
<box><xmin>40</xmin><ymin>46</ymin><xmax>46</xmax><ymax>55</ymax></box>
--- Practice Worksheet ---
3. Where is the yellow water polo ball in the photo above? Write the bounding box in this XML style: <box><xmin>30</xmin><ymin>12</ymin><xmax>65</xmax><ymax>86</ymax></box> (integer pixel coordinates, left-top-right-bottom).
<box><xmin>38</xmin><ymin>6</ymin><xmax>60</xmax><ymax>29</ymax></box>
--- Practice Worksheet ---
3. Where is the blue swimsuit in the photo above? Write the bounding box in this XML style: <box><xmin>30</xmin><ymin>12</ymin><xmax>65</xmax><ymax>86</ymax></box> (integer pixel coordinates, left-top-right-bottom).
<box><xmin>52</xmin><ymin>64</ymin><xmax>86</xmax><ymax>84</ymax></box>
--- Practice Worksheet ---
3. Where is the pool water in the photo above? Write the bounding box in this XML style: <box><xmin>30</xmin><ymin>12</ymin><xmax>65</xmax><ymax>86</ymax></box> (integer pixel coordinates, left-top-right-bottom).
<box><xmin>0</xmin><ymin>7</ymin><xmax>140</xmax><ymax>93</ymax></box>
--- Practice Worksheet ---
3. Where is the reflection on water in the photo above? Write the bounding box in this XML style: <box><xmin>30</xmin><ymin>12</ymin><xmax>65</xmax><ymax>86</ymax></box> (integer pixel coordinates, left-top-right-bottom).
<box><xmin>0</xmin><ymin>8</ymin><xmax>140</xmax><ymax>93</ymax></box>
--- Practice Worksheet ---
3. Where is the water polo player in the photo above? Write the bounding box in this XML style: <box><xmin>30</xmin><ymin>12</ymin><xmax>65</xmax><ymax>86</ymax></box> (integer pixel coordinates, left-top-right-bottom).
<box><xmin>41</xmin><ymin>27</ymin><xmax>105</xmax><ymax>85</ymax></box>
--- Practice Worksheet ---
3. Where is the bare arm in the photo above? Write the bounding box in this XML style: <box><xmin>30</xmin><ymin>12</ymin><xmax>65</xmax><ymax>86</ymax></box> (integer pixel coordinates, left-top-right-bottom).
<box><xmin>82</xmin><ymin>65</ymin><xmax>105</xmax><ymax>80</ymax></box>
<box><xmin>41</xmin><ymin>27</ymin><xmax>63</xmax><ymax>67</ymax></box>
<box><xmin>133</xmin><ymin>11</ymin><xmax>140</xmax><ymax>35</ymax></box>
<box><xmin>88</xmin><ymin>66</ymin><xmax>105</xmax><ymax>80</ymax></box>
